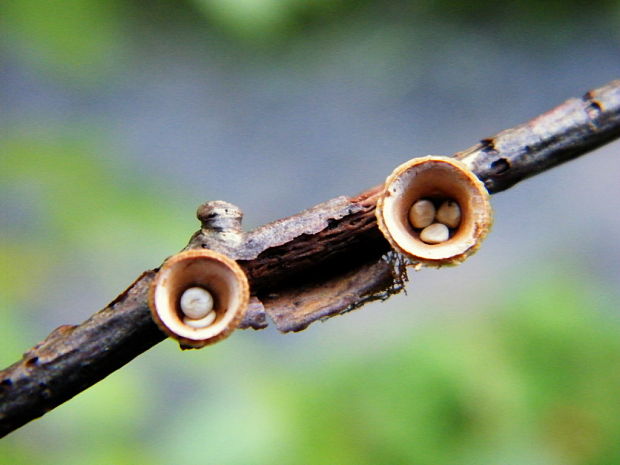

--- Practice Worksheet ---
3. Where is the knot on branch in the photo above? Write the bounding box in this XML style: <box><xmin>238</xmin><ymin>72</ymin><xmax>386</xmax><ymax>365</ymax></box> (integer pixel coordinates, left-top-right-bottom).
<box><xmin>197</xmin><ymin>201</ymin><xmax>244</xmax><ymax>233</ymax></box>
<box><xmin>193</xmin><ymin>201</ymin><xmax>246</xmax><ymax>255</ymax></box>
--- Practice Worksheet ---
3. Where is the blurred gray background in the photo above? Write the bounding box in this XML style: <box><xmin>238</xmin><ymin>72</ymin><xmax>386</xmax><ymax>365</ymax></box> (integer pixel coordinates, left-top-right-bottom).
<box><xmin>2</xmin><ymin>1</ymin><xmax>620</xmax><ymax>463</ymax></box>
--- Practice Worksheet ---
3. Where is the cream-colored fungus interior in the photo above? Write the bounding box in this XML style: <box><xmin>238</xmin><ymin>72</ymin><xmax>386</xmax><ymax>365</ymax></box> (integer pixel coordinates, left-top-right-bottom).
<box><xmin>382</xmin><ymin>160</ymin><xmax>485</xmax><ymax>261</ymax></box>
<box><xmin>154</xmin><ymin>255</ymin><xmax>243</xmax><ymax>340</ymax></box>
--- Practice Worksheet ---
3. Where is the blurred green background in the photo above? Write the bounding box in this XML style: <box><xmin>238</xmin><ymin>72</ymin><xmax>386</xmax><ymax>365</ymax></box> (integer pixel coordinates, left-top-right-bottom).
<box><xmin>2</xmin><ymin>1</ymin><xmax>620</xmax><ymax>463</ymax></box>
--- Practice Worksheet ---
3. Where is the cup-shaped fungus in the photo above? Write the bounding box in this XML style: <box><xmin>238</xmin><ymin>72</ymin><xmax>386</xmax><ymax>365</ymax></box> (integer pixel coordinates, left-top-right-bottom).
<box><xmin>376</xmin><ymin>156</ymin><xmax>492</xmax><ymax>266</ymax></box>
<box><xmin>149</xmin><ymin>249</ymin><xmax>250</xmax><ymax>348</ymax></box>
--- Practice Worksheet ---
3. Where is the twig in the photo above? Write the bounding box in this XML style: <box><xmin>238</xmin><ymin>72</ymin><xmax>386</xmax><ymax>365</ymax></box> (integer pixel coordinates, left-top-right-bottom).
<box><xmin>1</xmin><ymin>79</ymin><xmax>619</xmax><ymax>438</ymax></box>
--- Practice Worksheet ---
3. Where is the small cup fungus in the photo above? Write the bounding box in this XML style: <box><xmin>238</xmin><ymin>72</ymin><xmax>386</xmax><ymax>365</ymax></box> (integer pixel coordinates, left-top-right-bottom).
<box><xmin>148</xmin><ymin>249</ymin><xmax>250</xmax><ymax>348</ymax></box>
<box><xmin>376</xmin><ymin>155</ymin><xmax>492</xmax><ymax>266</ymax></box>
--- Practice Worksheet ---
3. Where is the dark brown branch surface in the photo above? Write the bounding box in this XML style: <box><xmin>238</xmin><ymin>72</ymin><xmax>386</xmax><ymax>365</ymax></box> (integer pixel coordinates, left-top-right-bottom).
<box><xmin>455</xmin><ymin>81</ymin><xmax>620</xmax><ymax>193</ymax></box>
<box><xmin>1</xmin><ymin>79</ymin><xmax>619</xmax><ymax>438</ymax></box>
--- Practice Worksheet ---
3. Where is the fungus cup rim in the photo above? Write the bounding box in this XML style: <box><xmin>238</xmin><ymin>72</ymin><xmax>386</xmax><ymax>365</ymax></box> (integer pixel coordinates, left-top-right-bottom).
<box><xmin>376</xmin><ymin>155</ymin><xmax>492</xmax><ymax>266</ymax></box>
<box><xmin>148</xmin><ymin>249</ymin><xmax>250</xmax><ymax>347</ymax></box>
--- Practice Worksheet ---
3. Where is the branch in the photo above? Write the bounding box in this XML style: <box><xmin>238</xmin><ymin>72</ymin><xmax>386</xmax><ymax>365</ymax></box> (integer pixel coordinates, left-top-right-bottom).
<box><xmin>1</xmin><ymin>79</ymin><xmax>619</xmax><ymax>438</ymax></box>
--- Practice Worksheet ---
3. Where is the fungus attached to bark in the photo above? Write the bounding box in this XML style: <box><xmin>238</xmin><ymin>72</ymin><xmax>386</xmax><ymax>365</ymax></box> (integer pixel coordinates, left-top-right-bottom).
<box><xmin>148</xmin><ymin>249</ymin><xmax>250</xmax><ymax>348</ymax></box>
<box><xmin>376</xmin><ymin>156</ymin><xmax>493</xmax><ymax>266</ymax></box>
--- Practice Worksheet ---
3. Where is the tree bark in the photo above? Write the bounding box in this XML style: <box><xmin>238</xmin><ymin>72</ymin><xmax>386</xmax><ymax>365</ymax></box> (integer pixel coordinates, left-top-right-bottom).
<box><xmin>1</xmin><ymin>79</ymin><xmax>619</xmax><ymax>438</ymax></box>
